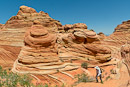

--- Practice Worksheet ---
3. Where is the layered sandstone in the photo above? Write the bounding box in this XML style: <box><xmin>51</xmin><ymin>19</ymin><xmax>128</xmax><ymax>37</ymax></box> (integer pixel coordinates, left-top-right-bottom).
<box><xmin>12</xmin><ymin>24</ymin><xmax>78</xmax><ymax>74</ymax></box>
<box><xmin>5</xmin><ymin>6</ymin><xmax>62</xmax><ymax>32</ymax></box>
<box><xmin>58</xmin><ymin>23</ymin><xmax>87</xmax><ymax>33</ymax></box>
<box><xmin>0</xmin><ymin>6</ymin><xmax>61</xmax><ymax>47</ymax></box>
<box><xmin>57</xmin><ymin>23</ymin><xmax>111</xmax><ymax>63</ymax></box>
<box><xmin>0</xmin><ymin>45</ymin><xmax>21</xmax><ymax>68</ymax></box>
<box><xmin>104</xmin><ymin>20</ymin><xmax>130</xmax><ymax>48</ymax></box>
<box><xmin>120</xmin><ymin>43</ymin><xmax>130</xmax><ymax>76</ymax></box>
<box><xmin>0</xmin><ymin>24</ymin><xmax>3</xmax><ymax>29</ymax></box>
<box><xmin>98</xmin><ymin>32</ymin><xmax>107</xmax><ymax>40</ymax></box>
<box><xmin>115</xmin><ymin>20</ymin><xmax>130</xmax><ymax>32</ymax></box>
<box><xmin>1</xmin><ymin>5</ymin><xmax>130</xmax><ymax>87</ymax></box>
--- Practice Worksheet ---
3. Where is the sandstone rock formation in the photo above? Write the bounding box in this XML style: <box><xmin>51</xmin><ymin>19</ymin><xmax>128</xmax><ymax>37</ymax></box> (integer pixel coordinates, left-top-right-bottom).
<box><xmin>58</xmin><ymin>23</ymin><xmax>87</xmax><ymax>33</ymax></box>
<box><xmin>98</xmin><ymin>32</ymin><xmax>107</xmax><ymax>40</ymax></box>
<box><xmin>57</xmin><ymin>23</ymin><xmax>111</xmax><ymax>63</ymax></box>
<box><xmin>1</xmin><ymin>5</ymin><xmax>130</xmax><ymax>87</ymax></box>
<box><xmin>105</xmin><ymin>20</ymin><xmax>130</xmax><ymax>48</ymax></box>
<box><xmin>5</xmin><ymin>6</ymin><xmax>62</xmax><ymax>33</ymax></box>
<box><xmin>12</xmin><ymin>24</ymin><xmax>78</xmax><ymax>74</ymax></box>
<box><xmin>0</xmin><ymin>6</ymin><xmax>61</xmax><ymax>47</ymax></box>
<box><xmin>115</xmin><ymin>20</ymin><xmax>130</xmax><ymax>32</ymax></box>
<box><xmin>120</xmin><ymin>43</ymin><xmax>130</xmax><ymax>76</ymax></box>
<box><xmin>0</xmin><ymin>6</ymin><xmax>117</xmax><ymax>74</ymax></box>
<box><xmin>0</xmin><ymin>45</ymin><xmax>21</xmax><ymax>68</ymax></box>
<box><xmin>0</xmin><ymin>24</ymin><xmax>3</xmax><ymax>29</ymax></box>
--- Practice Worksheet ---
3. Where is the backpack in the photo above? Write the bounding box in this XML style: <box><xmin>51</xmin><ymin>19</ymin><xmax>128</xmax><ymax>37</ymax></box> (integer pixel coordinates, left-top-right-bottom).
<box><xmin>100</xmin><ymin>68</ymin><xmax>104</xmax><ymax>73</ymax></box>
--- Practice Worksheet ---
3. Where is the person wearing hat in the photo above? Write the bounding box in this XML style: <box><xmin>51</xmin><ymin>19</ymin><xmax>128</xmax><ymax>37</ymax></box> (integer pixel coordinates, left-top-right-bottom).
<box><xmin>94</xmin><ymin>66</ymin><xmax>103</xmax><ymax>83</ymax></box>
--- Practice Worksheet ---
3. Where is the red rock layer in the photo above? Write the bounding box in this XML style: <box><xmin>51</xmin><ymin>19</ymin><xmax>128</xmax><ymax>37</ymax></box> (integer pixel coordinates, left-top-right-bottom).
<box><xmin>0</xmin><ymin>45</ymin><xmax>21</xmax><ymax>68</ymax></box>
<box><xmin>0</xmin><ymin>6</ymin><xmax>62</xmax><ymax>47</ymax></box>
<box><xmin>105</xmin><ymin>20</ymin><xmax>130</xmax><ymax>47</ymax></box>
<box><xmin>12</xmin><ymin>24</ymin><xmax>78</xmax><ymax>74</ymax></box>
<box><xmin>5</xmin><ymin>6</ymin><xmax>62</xmax><ymax>33</ymax></box>
<box><xmin>57</xmin><ymin>23</ymin><xmax>111</xmax><ymax>63</ymax></box>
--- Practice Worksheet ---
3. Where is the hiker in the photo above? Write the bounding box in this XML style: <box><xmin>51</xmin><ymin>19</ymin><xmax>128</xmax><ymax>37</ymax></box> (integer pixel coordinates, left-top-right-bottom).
<box><xmin>94</xmin><ymin>66</ymin><xmax>103</xmax><ymax>83</ymax></box>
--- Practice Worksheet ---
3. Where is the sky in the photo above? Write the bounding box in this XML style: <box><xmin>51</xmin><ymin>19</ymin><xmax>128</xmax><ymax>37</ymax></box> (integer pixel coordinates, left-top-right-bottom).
<box><xmin>0</xmin><ymin>0</ymin><xmax>130</xmax><ymax>35</ymax></box>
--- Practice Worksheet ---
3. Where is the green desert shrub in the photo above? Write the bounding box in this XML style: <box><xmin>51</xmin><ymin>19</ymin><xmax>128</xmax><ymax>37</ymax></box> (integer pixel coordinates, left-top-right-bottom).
<box><xmin>43</xmin><ymin>83</ymin><xmax>49</xmax><ymax>87</ymax></box>
<box><xmin>0</xmin><ymin>66</ymin><xmax>66</xmax><ymax>87</ymax></box>
<box><xmin>81</xmin><ymin>62</ymin><xmax>88</xmax><ymax>69</ymax></box>
<box><xmin>0</xmin><ymin>66</ymin><xmax>33</xmax><ymax>87</ymax></box>
<box><xmin>105</xmin><ymin>76</ymin><xmax>111</xmax><ymax>81</ymax></box>
<box><xmin>74</xmin><ymin>73</ymin><xmax>95</xmax><ymax>83</ymax></box>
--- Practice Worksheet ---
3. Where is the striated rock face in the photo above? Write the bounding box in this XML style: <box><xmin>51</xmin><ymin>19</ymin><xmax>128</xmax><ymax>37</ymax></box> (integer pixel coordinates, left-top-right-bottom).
<box><xmin>19</xmin><ymin>24</ymin><xmax>57</xmax><ymax>64</ymax></box>
<box><xmin>94</xmin><ymin>21</ymin><xmax>130</xmax><ymax>61</ymax></box>
<box><xmin>57</xmin><ymin>23</ymin><xmax>111</xmax><ymax>63</ymax></box>
<box><xmin>105</xmin><ymin>20</ymin><xmax>130</xmax><ymax>48</ymax></box>
<box><xmin>0</xmin><ymin>45</ymin><xmax>21</xmax><ymax>68</ymax></box>
<box><xmin>5</xmin><ymin>6</ymin><xmax>62</xmax><ymax>32</ymax></box>
<box><xmin>115</xmin><ymin>20</ymin><xmax>130</xmax><ymax>32</ymax></box>
<box><xmin>0</xmin><ymin>6</ymin><xmax>61</xmax><ymax>47</ymax></box>
<box><xmin>12</xmin><ymin>24</ymin><xmax>78</xmax><ymax>74</ymax></box>
<box><xmin>120</xmin><ymin>43</ymin><xmax>130</xmax><ymax>76</ymax></box>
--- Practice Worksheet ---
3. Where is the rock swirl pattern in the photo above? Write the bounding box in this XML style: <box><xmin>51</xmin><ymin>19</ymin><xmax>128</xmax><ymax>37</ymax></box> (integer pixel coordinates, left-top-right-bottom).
<box><xmin>12</xmin><ymin>24</ymin><xmax>78</xmax><ymax>74</ymax></box>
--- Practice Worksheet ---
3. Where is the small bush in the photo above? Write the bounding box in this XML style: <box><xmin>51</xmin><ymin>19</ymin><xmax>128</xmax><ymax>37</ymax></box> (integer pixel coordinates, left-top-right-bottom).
<box><xmin>105</xmin><ymin>76</ymin><xmax>111</xmax><ymax>81</ymax></box>
<box><xmin>61</xmin><ymin>83</ymin><xmax>65</xmax><ymax>87</ymax></box>
<box><xmin>81</xmin><ymin>62</ymin><xmax>88</xmax><ymax>69</ymax></box>
<box><xmin>44</xmin><ymin>83</ymin><xmax>48</xmax><ymax>87</ymax></box>
<box><xmin>0</xmin><ymin>66</ymin><xmax>33</xmax><ymax>87</ymax></box>
<box><xmin>74</xmin><ymin>73</ymin><xmax>95</xmax><ymax>83</ymax></box>
<box><xmin>55</xmin><ymin>85</ymin><xmax>58</xmax><ymax>87</ymax></box>
<box><xmin>110</xmin><ymin>68</ymin><xmax>118</xmax><ymax>74</ymax></box>
<box><xmin>0</xmin><ymin>66</ymin><xmax>66</xmax><ymax>87</ymax></box>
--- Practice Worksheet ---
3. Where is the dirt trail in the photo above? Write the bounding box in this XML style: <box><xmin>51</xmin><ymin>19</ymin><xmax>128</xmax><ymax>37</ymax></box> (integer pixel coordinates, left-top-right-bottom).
<box><xmin>75</xmin><ymin>63</ymin><xmax>129</xmax><ymax>87</ymax></box>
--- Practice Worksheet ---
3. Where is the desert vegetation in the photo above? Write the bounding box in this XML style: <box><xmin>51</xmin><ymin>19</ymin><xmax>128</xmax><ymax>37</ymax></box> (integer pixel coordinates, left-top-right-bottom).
<box><xmin>74</xmin><ymin>73</ymin><xmax>95</xmax><ymax>83</ymax></box>
<box><xmin>81</xmin><ymin>62</ymin><xmax>88</xmax><ymax>69</ymax></box>
<box><xmin>0</xmin><ymin>66</ymin><xmax>33</xmax><ymax>87</ymax></box>
<box><xmin>0</xmin><ymin>66</ymin><xmax>61</xmax><ymax>87</ymax></box>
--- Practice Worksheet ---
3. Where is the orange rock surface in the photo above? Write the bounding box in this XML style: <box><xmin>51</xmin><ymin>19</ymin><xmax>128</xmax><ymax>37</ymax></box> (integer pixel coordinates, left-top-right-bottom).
<box><xmin>0</xmin><ymin>5</ymin><xmax>130</xmax><ymax>87</ymax></box>
<box><xmin>58</xmin><ymin>23</ymin><xmax>111</xmax><ymax>63</ymax></box>
<box><xmin>5</xmin><ymin>5</ymin><xmax>62</xmax><ymax>32</ymax></box>
<box><xmin>12</xmin><ymin>23</ymin><xmax>78</xmax><ymax>74</ymax></box>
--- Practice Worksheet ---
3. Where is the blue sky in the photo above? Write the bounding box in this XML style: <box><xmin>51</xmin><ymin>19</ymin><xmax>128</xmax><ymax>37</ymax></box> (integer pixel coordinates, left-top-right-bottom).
<box><xmin>0</xmin><ymin>0</ymin><xmax>130</xmax><ymax>35</ymax></box>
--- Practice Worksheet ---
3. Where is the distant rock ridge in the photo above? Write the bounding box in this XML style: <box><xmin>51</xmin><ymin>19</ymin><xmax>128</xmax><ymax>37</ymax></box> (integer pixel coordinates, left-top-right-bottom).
<box><xmin>5</xmin><ymin>5</ymin><xmax>62</xmax><ymax>33</ymax></box>
<box><xmin>114</xmin><ymin>20</ymin><xmax>130</xmax><ymax>32</ymax></box>
<box><xmin>103</xmin><ymin>20</ymin><xmax>130</xmax><ymax>48</ymax></box>
<box><xmin>58</xmin><ymin>23</ymin><xmax>87</xmax><ymax>33</ymax></box>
